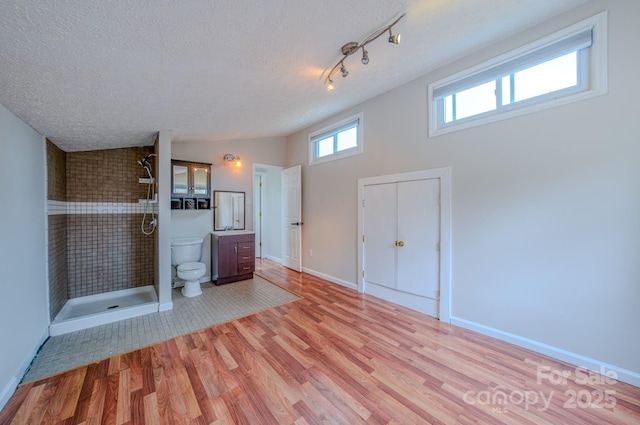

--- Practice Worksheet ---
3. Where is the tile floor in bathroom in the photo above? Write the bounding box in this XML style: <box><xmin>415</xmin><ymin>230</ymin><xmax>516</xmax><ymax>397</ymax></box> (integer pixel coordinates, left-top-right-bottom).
<box><xmin>23</xmin><ymin>275</ymin><xmax>300</xmax><ymax>383</ymax></box>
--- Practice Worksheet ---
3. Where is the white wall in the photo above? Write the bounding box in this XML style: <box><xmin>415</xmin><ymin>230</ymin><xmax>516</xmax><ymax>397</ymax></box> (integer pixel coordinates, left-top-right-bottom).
<box><xmin>157</xmin><ymin>131</ymin><xmax>173</xmax><ymax>310</ymax></box>
<box><xmin>0</xmin><ymin>103</ymin><xmax>48</xmax><ymax>408</ymax></box>
<box><xmin>286</xmin><ymin>0</ymin><xmax>640</xmax><ymax>382</ymax></box>
<box><xmin>171</xmin><ymin>137</ymin><xmax>286</xmax><ymax>278</ymax></box>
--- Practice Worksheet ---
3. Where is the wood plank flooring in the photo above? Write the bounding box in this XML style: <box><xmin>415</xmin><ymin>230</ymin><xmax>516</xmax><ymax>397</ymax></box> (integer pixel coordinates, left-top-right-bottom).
<box><xmin>1</xmin><ymin>259</ymin><xmax>639</xmax><ymax>424</ymax></box>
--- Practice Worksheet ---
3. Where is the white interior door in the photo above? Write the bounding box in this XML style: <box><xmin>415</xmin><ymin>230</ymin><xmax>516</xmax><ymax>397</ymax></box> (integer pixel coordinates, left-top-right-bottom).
<box><xmin>363</xmin><ymin>184</ymin><xmax>397</xmax><ymax>289</ymax></box>
<box><xmin>282</xmin><ymin>165</ymin><xmax>302</xmax><ymax>271</ymax></box>
<box><xmin>397</xmin><ymin>179</ymin><xmax>440</xmax><ymax>299</ymax></box>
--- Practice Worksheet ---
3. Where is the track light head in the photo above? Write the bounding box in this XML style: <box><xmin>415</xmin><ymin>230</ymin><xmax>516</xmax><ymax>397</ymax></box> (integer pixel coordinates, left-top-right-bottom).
<box><xmin>388</xmin><ymin>29</ymin><xmax>401</xmax><ymax>44</ymax></box>
<box><xmin>361</xmin><ymin>48</ymin><xmax>369</xmax><ymax>65</ymax></box>
<box><xmin>326</xmin><ymin>78</ymin><xmax>335</xmax><ymax>92</ymax></box>
<box><xmin>340</xmin><ymin>63</ymin><xmax>349</xmax><ymax>77</ymax></box>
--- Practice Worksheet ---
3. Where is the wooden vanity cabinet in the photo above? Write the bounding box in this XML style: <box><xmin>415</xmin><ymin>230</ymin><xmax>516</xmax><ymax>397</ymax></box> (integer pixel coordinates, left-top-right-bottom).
<box><xmin>211</xmin><ymin>232</ymin><xmax>255</xmax><ymax>285</ymax></box>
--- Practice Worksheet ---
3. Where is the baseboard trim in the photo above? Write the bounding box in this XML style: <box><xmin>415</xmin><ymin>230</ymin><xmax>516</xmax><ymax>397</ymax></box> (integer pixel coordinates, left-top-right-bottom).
<box><xmin>158</xmin><ymin>301</ymin><xmax>173</xmax><ymax>312</ymax></box>
<box><xmin>264</xmin><ymin>255</ymin><xmax>282</xmax><ymax>263</ymax></box>
<box><xmin>450</xmin><ymin>316</ymin><xmax>640</xmax><ymax>388</ymax></box>
<box><xmin>302</xmin><ymin>267</ymin><xmax>357</xmax><ymax>291</ymax></box>
<box><xmin>0</xmin><ymin>376</ymin><xmax>18</xmax><ymax>412</ymax></box>
<box><xmin>0</xmin><ymin>329</ymin><xmax>49</xmax><ymax>411</ymax></box>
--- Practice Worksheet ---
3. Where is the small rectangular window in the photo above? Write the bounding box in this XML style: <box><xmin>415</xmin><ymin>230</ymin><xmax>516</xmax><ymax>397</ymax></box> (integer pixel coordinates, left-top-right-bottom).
<box><xmin>429</xmin><ymin>12</ymin><xmax>607</xmax><ymax>137</ymax></box>
<box><xmin>309</xmin><ymin>113</ymin><xmax>363</xmax><ymax>165</ymax></box>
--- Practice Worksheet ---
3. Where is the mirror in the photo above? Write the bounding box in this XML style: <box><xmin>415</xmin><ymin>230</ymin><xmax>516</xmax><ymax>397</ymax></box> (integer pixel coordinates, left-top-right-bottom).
<box><xmin>193</xmin><ymin>167</ymin><xmax>208</xmax><ymax>195</ymax></box>
<box><xmin>173</xmin><ymin>165</ymin><xmax>188</xmax><ymax>194</ymax></box>
<box><xmin>214</xmin><ymin>191</ymin><xmax>245</xmax><ymax>230</ymax></box>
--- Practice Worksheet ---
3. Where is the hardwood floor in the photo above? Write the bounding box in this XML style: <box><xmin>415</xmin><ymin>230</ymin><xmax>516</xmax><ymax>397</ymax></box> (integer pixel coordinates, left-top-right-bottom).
<box><xmin>2</xmin><ymin>260</ymin><xmax>639</xmax><ymax>424</ymax></box>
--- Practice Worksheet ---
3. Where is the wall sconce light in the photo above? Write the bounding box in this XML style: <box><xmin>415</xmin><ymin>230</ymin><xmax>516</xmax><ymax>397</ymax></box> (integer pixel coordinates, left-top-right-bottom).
<box><xmin>223</xmin><ymin>153</ymin><xmax>242</xmax><ymax>167</ymax></box>
<box><xmin>324</xmin><ymin>13</ymin><xmax>405</xmax><ymax>91</ymax></box>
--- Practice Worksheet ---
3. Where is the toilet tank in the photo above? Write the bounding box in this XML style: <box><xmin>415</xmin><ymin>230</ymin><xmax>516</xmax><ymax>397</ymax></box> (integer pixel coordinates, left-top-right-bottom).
<box><xmin>171</xmin><ymin>237</ymin><xmax>204</xmax><ymax>265</ymax></box>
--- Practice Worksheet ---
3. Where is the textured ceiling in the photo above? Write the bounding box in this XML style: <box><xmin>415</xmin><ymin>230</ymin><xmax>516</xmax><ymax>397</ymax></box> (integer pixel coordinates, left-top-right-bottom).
<box><xmin>0</xmin><ymin>0</ymin><xmax>587</xmax><ymax>152</ymax></box>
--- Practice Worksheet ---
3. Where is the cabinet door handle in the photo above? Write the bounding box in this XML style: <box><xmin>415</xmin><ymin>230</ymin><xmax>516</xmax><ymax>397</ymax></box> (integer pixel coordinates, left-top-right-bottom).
<box><xmin>396</xmin><ymin>241</ymin><xmax>405</xmax><ymax>247</ymax></box>
<box><xmin>242</xmin><ymin>266</ymin><xmax>251</xmax><ymax>270</ymax></box>
<box><xmin>234</xmin><ymin>246</ymin><xmax>237</xmax><ymax>253</ymax></box>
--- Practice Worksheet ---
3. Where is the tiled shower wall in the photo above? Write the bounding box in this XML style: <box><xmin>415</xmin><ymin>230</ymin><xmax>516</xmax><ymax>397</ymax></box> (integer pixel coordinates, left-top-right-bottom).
<box><xmin>47</xmin><ymin>142</ymin><xmax>157</xmax><ymax>318</ymax></box>
<box><xmin>47</xmin><ymin>141</ymin><xmax>68</xmax><ymax>320</ymax></box>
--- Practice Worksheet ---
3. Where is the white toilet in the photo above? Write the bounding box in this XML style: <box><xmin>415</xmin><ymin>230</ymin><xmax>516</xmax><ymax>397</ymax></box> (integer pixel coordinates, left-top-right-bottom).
<box><xmin>171</xmin><ymin>237</ymin><xmax>206</xmax><ymax>297</ymax></box>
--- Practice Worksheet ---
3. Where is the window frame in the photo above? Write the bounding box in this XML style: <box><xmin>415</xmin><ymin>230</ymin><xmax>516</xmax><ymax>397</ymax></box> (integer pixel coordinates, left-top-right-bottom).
<box><xmin>309</xmin><ymin>113</ymin><xmax>363</xmax><ymax>165</ymax></box>
<box><xmin>428</xmin><ymin>11</ymin><xmax>607</xmax><ymax>137</ymax></box>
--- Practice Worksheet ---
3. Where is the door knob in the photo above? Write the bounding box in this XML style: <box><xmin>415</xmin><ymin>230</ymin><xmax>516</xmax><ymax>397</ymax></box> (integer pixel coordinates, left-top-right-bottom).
<box><xmin>396</xmin><ymin>241</ymin><xmax>404</xmax><ymax>247</ymax></box>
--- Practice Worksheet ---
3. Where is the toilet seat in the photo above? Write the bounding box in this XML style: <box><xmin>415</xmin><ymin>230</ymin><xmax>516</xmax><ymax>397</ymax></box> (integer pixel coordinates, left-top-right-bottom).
<box><xmin>178</xmin><ymin>261</ymin><xmax>205</xmax><ymax>273</ymax></box>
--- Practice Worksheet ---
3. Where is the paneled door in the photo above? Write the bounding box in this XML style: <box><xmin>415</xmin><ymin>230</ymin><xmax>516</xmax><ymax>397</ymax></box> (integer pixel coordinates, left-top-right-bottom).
<box><xmin>282</xmin><ymin>165</ymin><xmax>302</xmax><ymax>271</ymax></box>
<box><xmin>361</xmin><ymin>172</ymin><xmax>445</xmax><ymax>319</ymax></box>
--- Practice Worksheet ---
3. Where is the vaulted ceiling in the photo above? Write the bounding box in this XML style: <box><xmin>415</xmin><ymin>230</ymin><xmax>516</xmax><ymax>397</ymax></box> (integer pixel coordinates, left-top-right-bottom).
<box><xmin>0</xmin><ymin>0</ymin><xmax>587</xmax><ymax>151</ymax></box>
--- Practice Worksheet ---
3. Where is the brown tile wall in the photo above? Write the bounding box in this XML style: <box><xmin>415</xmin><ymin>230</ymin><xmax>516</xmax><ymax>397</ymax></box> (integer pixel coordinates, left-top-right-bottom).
<box><xmin>66</xmin><ymin>146</ymin><xmax>155</xmax><ymax>298</ymax></box>
<box><xmin>67</xmin><ymin>214</ymin><xmax>155</xmax><ymax>298</ymax></box>
<box><xmin>47</xmin><ymin>143</ymin><xmax>156</xmax><ymax>307</ymax></box>
<box><xmin>47</xmin><ymin>140</ymin><xmax>68</xmax><ymax>319</ymax></box>
<box><xmin>48</xmin><ymin>215</ymin><xmax>68</xmax><ymax>320</ymax></box>
<box><xmin>47</xmin><ymin>139</ymin><xmax>66</xmax><ymax>201</ymax></box>
<box><xmin>66</xmin><ymin>147</ymin><xmax>154</xmax><ymax>203</ymax></box>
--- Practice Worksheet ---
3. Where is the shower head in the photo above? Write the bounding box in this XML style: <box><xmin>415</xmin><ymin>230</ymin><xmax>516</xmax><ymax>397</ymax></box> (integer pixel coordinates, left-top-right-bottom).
<box><xmin>138</xmin><ymin>154</ymin><xmax>156</xmax><ymax>179</ymax></box>
<box><xmin>137</xmin><ymin>153</ymin><xmax>156</xmax><ymax>167</ymax></box>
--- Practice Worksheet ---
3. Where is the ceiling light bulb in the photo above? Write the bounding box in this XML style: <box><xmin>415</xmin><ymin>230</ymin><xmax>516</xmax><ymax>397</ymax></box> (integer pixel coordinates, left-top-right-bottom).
<box><xmin>326</xmin><ymin>78</ymin><xmax>335</xmax><ymax>91</ymax></box>
<box><xmin>361</xmin><ymin>49</ymin><xmax>369</xmax><ymax>65</ymax></box>
<box><xmin>340</xmin><ymin>63</ymin><xmax>349</xmax><ymax>77</ymax></box>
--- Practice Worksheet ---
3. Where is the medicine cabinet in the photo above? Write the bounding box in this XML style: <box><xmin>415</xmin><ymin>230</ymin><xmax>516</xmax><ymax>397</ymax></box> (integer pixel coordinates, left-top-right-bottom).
<box><xmin>171</xmin><ymin>160</ymin><xmax>211</xmax><ymax>210</ymax></box>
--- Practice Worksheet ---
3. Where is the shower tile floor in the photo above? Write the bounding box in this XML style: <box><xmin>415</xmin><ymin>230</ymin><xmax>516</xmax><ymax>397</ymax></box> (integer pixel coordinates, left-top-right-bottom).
<box><xmin>23</xmin><ymin>275</ymin><xmax>300</xmax><ymax>383</ymax></box>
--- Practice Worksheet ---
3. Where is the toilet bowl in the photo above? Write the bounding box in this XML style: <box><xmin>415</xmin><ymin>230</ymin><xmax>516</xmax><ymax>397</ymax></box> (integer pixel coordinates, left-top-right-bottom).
<box><xmin>177</xmin><ymin>262</ymin><xmax>206</xmax><ymax>297</ymax></box>
<box><xmin>171</xmin><ymin>237</ymin><xmax>206</xmax><ymax>298</ymax></box>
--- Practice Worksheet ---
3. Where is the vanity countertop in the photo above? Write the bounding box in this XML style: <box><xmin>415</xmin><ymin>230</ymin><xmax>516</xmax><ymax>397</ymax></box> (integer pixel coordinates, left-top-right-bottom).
<box><xmin>211</xmin><ymin>230</ymin><xmax>255</xmax><ymax>236</ymax></box>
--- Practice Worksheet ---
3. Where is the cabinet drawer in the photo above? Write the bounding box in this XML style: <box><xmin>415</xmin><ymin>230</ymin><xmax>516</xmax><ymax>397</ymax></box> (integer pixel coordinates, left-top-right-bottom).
<box><xmin>237</xmin><ymin>243</ymin><xmax>254</xmax><ymax>254</ymax></box>
<box><xmin>238</xmin><ymin>261</ymin><xmax>255</xmax><ymax>274</ymax></box>
<box><xmin>238</xmin><ymin>253</ymin><xmax>254</xmax><ymax>263</ymax></box>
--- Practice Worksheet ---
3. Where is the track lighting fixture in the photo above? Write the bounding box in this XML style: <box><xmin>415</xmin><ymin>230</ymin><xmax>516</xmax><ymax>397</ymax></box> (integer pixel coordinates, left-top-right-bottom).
<box><xmin>324</xmin><ymin>13</ymin><xmax>404</xmax><ymax>91</ymax></box>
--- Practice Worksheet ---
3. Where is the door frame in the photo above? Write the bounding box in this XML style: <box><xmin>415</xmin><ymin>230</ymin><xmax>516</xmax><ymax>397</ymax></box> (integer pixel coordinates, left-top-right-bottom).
<box><xmin>253</xmin><ymin>171</ymin><xmax>265</xmax><ymax>258</ymax></box>
<box><xmin>357</xmin><ymin>167</ymin><xmax>452</xmax><ymax>323</ymax></box>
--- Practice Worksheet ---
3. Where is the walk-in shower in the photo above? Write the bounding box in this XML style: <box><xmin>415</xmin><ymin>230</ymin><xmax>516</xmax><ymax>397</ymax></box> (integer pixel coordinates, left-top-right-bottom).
<box><xmin>47</xmin><ymin>146</ymin><xmax>160</xmax><ymax>336</ymax></box>
<box><xmin>139</xmin><ymin>154</ymin><xmax>157</xmax><ymax>235</ymax></box>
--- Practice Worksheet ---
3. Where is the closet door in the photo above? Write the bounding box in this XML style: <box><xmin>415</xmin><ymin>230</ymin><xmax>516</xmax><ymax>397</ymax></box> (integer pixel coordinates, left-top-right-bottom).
<box><xmin>362</xmin><ymin>177</ymin><xmax>441</xmax><ymax>318</ymax></box>
<box><xmin>396</xmin><ymin>179</ymin><xmax>440</xmax><ymax>299</ymax></box>
<box><xmin>363</xmin><ymin>183</ymin><xmax>397</xmax><ymax>289</ymax></box>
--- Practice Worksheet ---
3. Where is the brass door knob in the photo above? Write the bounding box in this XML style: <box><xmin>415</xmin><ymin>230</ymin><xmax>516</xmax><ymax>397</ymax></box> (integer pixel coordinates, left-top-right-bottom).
<box><xmin>396</xmin><ymin>241</ymin><xmax>405</xmax><ymax>247</ymax></box>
